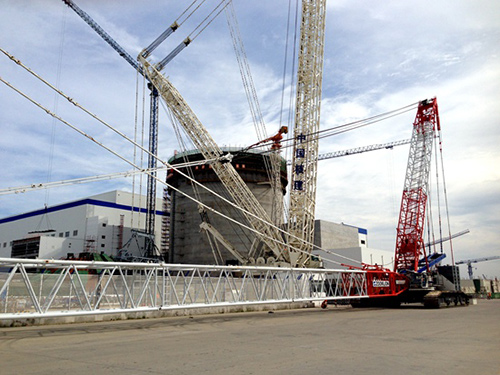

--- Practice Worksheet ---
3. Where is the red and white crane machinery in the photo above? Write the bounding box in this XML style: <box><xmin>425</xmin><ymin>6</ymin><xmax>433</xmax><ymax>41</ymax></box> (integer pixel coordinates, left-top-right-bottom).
<box><xmin>394</xmin><ymin>98</ymin><xmax>439</xmax><ymax>273</ymax></box>
<box><xmin>344</xmin><ymin>98</ymin><xmax>469</xmax><ymax>308</ymax></box>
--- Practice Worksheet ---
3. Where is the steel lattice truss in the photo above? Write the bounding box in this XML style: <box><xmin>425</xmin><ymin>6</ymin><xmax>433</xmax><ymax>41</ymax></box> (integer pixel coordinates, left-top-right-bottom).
<box><xmin>287</xmin><ymin>0</ymin><xmax>327</xmax><ymax>267</ymax></box>
<box><xmin>138</xmin><ymin>56</ymin><xmax>285</xmax><ymax>263</ymax></box>
<box><xmin>394</xmin><ymin>99</ymin><xmax>439</xmax><ymax>272</ymax></box>
<box><xmin>0</xmin><ymin>258</ymin><xmax>368</xmax><ymax>319</ymax></box>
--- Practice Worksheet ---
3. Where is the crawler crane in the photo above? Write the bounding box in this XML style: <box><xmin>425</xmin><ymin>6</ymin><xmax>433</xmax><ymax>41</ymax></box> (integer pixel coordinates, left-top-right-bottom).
<box><xmin>62</xmin><ymin>0</ymin><xmax>322</xmax><ymax>266</ymax></box>
<box><xmin>138</xmin><ymin>57</ymin><xmax>289</xmax><ymax>265</ymax></box>
<box><xmin>392</xmin><ymin>98</ymin><xmax>469</xmax><ymax>307</ymax></box>
<box><xmin>347</xmin><ymin>98</ymin><xmax>469</xmax><ymax>308</ymax></box>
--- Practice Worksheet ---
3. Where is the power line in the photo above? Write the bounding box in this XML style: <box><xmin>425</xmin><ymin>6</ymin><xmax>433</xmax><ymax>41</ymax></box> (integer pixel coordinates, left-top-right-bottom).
<box><xmin>1</xmin><ymin>72</ymin><xmax>360</xmax><ymax>266</ymax></box>
<box><xmin>238</xmin><ymin>101</ymin><xmax>419</xmax><ymax>156</ymax></box>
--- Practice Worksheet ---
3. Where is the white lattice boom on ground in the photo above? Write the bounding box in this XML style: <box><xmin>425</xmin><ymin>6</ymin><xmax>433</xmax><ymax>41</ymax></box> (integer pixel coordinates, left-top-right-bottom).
<box><xmin>0</xmin><ymin>258</ymin><xmax>368</xmax><ymax>319</ymax></box>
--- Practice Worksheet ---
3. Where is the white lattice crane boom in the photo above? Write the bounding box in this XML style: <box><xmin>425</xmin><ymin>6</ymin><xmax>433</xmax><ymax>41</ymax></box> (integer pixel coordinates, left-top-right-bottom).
<box><xmin>138</xmin><ymin>56</ymin><xmax>286</xmax><ymax>263</ymax></box>
<box><xmin>287</xmin><ymin>0</ymin><xmax>327</xmax><ymax>267</ymax></box>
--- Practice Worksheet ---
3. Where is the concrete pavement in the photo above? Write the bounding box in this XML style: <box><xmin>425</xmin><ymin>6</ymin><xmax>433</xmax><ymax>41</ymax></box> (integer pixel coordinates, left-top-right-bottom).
<box><xmin>1</xmin><ymin>300</ymin><xmax>499</xmax><ymax>375</ymax></box>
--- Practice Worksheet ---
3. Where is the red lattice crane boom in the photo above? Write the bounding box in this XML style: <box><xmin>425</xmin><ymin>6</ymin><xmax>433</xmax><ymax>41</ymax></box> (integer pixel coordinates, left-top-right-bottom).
<box><xmin>394</xmin><ymin>98</ymin><xmax>440</xmax><ymax>273</ymax></box>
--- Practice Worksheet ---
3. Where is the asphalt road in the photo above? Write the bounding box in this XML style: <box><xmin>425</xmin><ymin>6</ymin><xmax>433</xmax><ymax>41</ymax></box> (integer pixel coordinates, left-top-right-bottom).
<box><xmin>1</xmin><ymin>300</ymin><xmax>499</xmax><ymax>375</ymax></box>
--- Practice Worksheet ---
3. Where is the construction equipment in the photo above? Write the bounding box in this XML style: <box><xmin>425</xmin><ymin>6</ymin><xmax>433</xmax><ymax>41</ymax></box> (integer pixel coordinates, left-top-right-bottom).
<box><xmin>456</xmin><ymin>256</ymin><xmax>500</xmax><ymax>279</ymax></box>
<box><xmin>137</xmin><ymin>0</ymin><xmax>331</xmax><ymax>268</ymax></box>
<box><xmin>63</xmin><ymin>0</ymin><xmax>291</xmax><ymax>266</ymax></box>
<box><xmin>345</xmin><ymin>99</ymin><xmax>469</xmax><ymax>308</ymax></box>
<box><xmin>394</xmin><ymin>98</ymin><xmax>439</xmax><ymax>273</ymax></box>
<box><xmin>199</xmin><ymin>221</ymin><xmax>249</xmax><ymax>265</ymax></box>
<box><xmin>62</xmin><ymin>0</ymin><xmax>160</xmax><ymax>257</ymax></box>
<box><xmin>138</xmin><ymin>55</ymin><xmax>289</xmax><ymax>264</ymax></box>
<box><xmin>0</xmin><ymin>137</ymin><xmax>410</xmax><ymax>196</ymax></box>
<box><xmin>244</xmin><ymin>126</ymin><xmax>289</xmax><ymax>152</ymax></box>
<box><xmin>424</xmin><ymin>229</ymin><xmax>469</xmax><ymax>248</ymax></box>
<box><xmin>225</xmin><ymin>1</ymin><xmax>285</xmax><ymax>229</ymax></box>
<box><xmin>286</xmin><ymin>0</ymin><xmax>327</xmax><ymax>267</ymax></box>
<box><xmin>391</xmin><ymin>98</ymin><xmax>469</xmax><ymax>307</ymax></box>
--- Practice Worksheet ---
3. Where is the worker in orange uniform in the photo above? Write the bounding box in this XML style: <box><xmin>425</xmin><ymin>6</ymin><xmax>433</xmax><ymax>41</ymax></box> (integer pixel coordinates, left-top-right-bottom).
<box><xmin>270</xmin><ymin>126</ymin><xmax>288</xmax><ymax>151</ymax></box>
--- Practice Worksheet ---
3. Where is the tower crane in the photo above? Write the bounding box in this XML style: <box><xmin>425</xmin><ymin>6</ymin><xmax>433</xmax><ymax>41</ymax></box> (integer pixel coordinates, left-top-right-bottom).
<box><xmin>287</xmin><ymin>0</ymin><xmax>327</xmax><ymax>267</ymax></box>
<box><xmin>62</xmin><ymin>0</ymin><xmax>162</xmax><ymax>257</ymax></box>
<box><xmin>306</xmin><ymin>138</ymin><xmax>410</xmax><ymax>164</ymax></box>
<box><xmin>424</xmin><ymin>229</ymin><xmax>470</xmax><ymax>248</ymax></box>
<box><xmin>456</xmin><ymin>256</ymin><xmax>500</xmax><ymax>279</ymax></box>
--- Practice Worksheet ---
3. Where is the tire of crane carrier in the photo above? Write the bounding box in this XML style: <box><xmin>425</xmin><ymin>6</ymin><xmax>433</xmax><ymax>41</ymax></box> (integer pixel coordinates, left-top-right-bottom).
<box><xmin>321</xmin><ymin>300</ymin><xmax>328</xmax><ymax>309</ymax></box>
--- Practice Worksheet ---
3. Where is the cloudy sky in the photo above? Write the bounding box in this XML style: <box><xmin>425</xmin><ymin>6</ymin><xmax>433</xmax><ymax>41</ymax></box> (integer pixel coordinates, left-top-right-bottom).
<box><xmin>1</xmin><ymin>1</ymin><xmax>499</xmax><ymax>277</ymax></box>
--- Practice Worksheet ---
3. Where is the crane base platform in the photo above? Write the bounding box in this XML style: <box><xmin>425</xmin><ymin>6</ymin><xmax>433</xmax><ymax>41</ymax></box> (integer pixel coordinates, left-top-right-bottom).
<box><xmin>421</xmin><ymin>290</ymin><xmax>470</xmax><ymax>308</ymax></box>
<box><xmin>350</xmin><ymin>297</ymin><xmax>402</xmax><ymax>308</ymax></box>
<box><xmin>350</xmin><ymin>289</ymin><xmax>470</xmax><ymax>309</ymax></box>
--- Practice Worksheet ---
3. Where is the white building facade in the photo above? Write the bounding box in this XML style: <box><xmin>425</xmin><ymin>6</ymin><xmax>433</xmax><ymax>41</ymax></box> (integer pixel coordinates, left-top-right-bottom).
<box><xmin>0</xmin><ymin>191</ymin><xmax>166</xmax><ymax>260</ymax></box>
<box><xmin>313</xmin><ymin>219</ymin><xmax>394</xmax><ymax>270</ymax></box>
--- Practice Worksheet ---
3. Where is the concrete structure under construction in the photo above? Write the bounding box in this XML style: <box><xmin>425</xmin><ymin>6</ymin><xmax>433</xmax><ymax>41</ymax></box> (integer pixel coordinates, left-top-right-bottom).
<box><xmin>166</xmin><ymin>148</ymin><xmax>381</xmax><ymax>267</ymax></box>
<box><xmin>461</xmin><ymin>278</ymin><xmax>500</xmax><ymax>296</ymax></box>
<box><xmin>0</xmin><ymin>191</ymin><xmax>166</xmax><ymax>260</ymax></box>
<box><xmin>166</xmin><ymin>148</ymin><xmax>287</xmax><ymax>265</ymax></box>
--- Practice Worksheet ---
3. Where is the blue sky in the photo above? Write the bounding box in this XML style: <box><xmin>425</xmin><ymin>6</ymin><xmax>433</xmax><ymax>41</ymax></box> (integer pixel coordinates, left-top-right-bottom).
<box><xmin>1</xmin><ymin>0</ymin><xmax>499</xmax><ymax>277</ymax></box>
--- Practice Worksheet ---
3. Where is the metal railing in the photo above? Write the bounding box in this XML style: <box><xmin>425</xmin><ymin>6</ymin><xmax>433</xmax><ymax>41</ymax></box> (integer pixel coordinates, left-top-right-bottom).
<box><xmin>0</xmin><ymin>257</ymin><xmax>368</xmax><ymax>319</ymax></box>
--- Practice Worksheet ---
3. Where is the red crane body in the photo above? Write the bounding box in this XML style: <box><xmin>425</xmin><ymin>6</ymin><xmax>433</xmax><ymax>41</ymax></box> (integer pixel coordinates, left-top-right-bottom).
<box><xmin>394</xmin><ymin>98</ymin><xmax>440</xmax><ymax>273</ymax></box>
<box><xmin>343</xmin><ymin>98</ymin><xmax>466</xmax><ymax>307</ymax></box>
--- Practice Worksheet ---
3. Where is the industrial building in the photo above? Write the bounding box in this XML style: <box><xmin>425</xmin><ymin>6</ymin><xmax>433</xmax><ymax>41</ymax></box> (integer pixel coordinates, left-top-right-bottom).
<box><xmin>0</xmin><ymin>190</ymin><xmax>166</xmax><ymax>260</ymax></box>
<box><xmin>313</xmin><ymin>220</ymin><xmax>394</xmax><ymax>270</ymax></box>
<box><xmin>0</xmin><ymin>154</ymin><xmax>389</xmax><ymax>268</ymax></box>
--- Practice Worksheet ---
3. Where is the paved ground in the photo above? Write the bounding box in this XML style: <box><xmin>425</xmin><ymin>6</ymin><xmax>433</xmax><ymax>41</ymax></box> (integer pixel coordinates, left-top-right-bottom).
<box><xmin>1</xmin><ymin>300</ymin><xmax>499</xmax><ymax>375</ymax></box>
